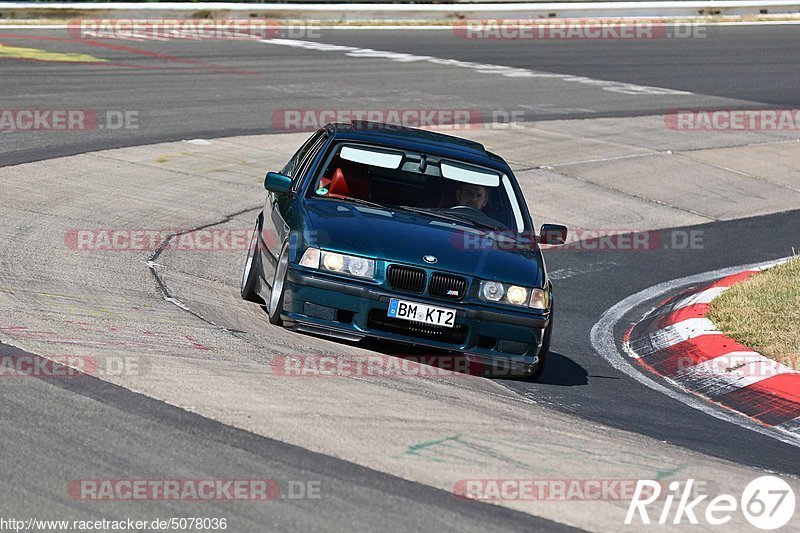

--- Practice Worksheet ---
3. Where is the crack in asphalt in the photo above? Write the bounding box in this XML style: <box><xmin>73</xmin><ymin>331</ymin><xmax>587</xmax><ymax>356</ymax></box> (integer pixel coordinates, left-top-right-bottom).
<box><xmin>145</xmin><ymin>204</ymin><xmax>262</xmax><ymax>337</ymax></box>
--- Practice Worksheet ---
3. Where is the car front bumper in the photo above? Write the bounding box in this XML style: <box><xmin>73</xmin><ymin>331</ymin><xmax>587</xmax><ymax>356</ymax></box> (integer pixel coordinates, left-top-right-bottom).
<box><xmin>281</xmin><ymin>267</ymin><xmax>550</xmax><ymax>369</ymax></box>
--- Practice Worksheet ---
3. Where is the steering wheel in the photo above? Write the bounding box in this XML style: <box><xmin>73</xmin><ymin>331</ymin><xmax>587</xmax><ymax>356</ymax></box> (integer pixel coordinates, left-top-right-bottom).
<box><xmin>448</xmin><ymin>205</ymin><xmax>503</xmax><ymax>228</ymax></box>
<box><xmin>449</xmin><ymin>205</ymin><xmax>486</xmax><ymax>216</ymax></box>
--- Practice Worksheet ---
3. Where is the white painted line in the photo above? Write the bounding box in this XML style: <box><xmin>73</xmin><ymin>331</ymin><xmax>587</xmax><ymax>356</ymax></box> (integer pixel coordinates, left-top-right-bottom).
<box><xmin>260</xmin><ymin>38</ymin><xmax>691</xmax><ymax>96</ymax></box>
<box><xmin>591</xmin><ymin>257</ymin><xmax>799</xmax><ymax>448</ymax></box>
<box><xmin>673</xmin><ymin>286</ymin><xmax>728</xmax><ymax>307</ymax></box>
<box><xmin>633</xmin><ymin>317</ymin><xmax>721</xmax><ymax>357</ymax></box>
<box><xmin>777</xmin><ymin>416</ymin><xmax>800</xmax><ymax>436</ymax></box>
<box><xmin>752</xmin><ymin>257</ymin><xmax>792</xmax><ymax>270</ymax></box>
<box><xmin>3</xmin><ymin>1</ymin><xmax>800</xmax><ymax>12</ymax></box>
<box><xmin>654</xmin><ymin>316</ymin><xmax>720</xmax><ymax>343</ymax></box>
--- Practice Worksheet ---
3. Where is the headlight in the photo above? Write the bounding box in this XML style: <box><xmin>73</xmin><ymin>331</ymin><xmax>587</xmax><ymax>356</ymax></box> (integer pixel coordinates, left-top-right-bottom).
<box><xmin>506</xmin><ymin>285</ymin><xmax>528</xmax><ymax>305</ymax></box>
<box><xmin>529</xmin><ymin>288</ymin><xmax>550</xmax><ymax>310</ymax></box>
<box><xmin>319</xmin><ymin>250</ymin><xmax>375</xmax><ymax>279</ymax></box>
<box><xmin>322</xmin><ymin>252</ymin><xmax>344</xmax><ymax>271</ymax></box>
<box><xmin>479</xmin><ymin>280</ymin><xmax>549</xmax><ymax>309</ymax></box>
<box><xmin>347</xmin><ymin>256</ymin><xmax>370</xmax><ymax>277</ymax></box>
<box><xmin>299</xmin><ymin>247</ymin><xmax>321</xmax><ymax>268</ymax></box>
<box><xmin>480</xmin><ymin>281</ymin><xmax>505</xmax><ymax>302</ymax></box>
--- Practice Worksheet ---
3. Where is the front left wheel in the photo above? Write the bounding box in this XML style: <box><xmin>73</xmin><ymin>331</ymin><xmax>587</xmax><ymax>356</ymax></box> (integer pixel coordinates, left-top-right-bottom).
<box><xmin>529</xmin><ymin>314</ymin><xmax>552</xmax><ymax>380</ymax></box>
<box><xmin>267</xmin><ymin>243</ymin><xmax>290</xmax><ymax>326</ymax></box>
<box><xmin>515</xmin><ymin>315</ymin><xmax>552</xmax><ymax>382</ymax></box>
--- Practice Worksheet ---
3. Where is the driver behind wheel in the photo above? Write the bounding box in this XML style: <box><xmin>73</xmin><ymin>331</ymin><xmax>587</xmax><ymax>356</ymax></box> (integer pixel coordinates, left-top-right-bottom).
<box><xmin>454</xmin><ymin>183</ymin><xmax>489</xmax><ymax>211</ymax></box>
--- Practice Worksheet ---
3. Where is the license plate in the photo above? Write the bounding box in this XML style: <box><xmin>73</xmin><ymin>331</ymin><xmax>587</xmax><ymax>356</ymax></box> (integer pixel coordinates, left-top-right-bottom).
<box><xmin>387</xmin><ymin>298</ymin><xmax>456</xmax><ymax>328</ymax></box>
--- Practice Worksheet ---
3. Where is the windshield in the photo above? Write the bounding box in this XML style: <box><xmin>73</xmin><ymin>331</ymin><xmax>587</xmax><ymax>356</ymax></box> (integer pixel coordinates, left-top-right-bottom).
<box><xmin>307</xmin><ymin>143</ymin><xmax>525</xmax><ymax>231</ymax></box>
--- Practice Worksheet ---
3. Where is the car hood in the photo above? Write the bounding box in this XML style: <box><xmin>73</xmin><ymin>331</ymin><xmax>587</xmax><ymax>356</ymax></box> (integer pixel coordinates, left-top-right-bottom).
<box><xmin>305</xmin><ymin>200</ymin><xmax>544</xmax><ymax>287</ymax></box>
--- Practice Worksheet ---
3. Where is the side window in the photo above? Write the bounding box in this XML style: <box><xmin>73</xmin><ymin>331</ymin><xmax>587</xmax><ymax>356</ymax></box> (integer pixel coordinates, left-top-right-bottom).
<box><xmin>292</xmin><ymin>133</ymin><xmax>328</xmax><ymax>190</ymax></box>
<box><xmin>281</xmin><ymin>130</ymin><xmax>324</xmax><ymax>178</ymax></box>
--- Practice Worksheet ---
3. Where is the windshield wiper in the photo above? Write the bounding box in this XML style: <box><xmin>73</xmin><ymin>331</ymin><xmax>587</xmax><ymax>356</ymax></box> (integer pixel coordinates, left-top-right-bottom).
<box><xmin>417</xmin><ymin>207</ymin><xmax>504</xmax><ymax>231</ymax></box>
<box><xmin>326</xmin><ymin>196</ymin><xmax>387</xmax><ymax>209</ymax></box>
<box><xmin>395</xmin><ymin>205</ymin><xmax>500</xmax><ymax>231</ymax></box>
<box><xmin>327</xmin><ymin>200</ymin><xmax>505</xmax><ymax>232</ymax></box>
<box><xmin>442</xmin><ymin>212</ymin><xmax>505</xmax><ymax>232</ymax></box>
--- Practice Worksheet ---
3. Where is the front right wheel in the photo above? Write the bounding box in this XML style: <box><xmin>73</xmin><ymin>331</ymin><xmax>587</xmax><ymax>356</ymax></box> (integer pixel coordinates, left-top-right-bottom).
<box><xmin>241</xmin><ymin>220</ymin><xmax>263</xmax><ymax>304</ymax></box>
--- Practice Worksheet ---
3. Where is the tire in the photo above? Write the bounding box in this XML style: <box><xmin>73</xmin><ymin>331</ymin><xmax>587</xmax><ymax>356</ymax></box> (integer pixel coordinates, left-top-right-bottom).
<box><xmin>519</xmin><ymin>314</ymin><xmax>552</xmax><ymax>382</ymax></box>
<box><xmin>267</xmin><ymin>242</ymin><xmax>290</xmax><ymax>326</ymax></box>
<box><xmin>241</xmin><ymin>220</ymin><xmax>263</xmax><ymax>304</ymax></box>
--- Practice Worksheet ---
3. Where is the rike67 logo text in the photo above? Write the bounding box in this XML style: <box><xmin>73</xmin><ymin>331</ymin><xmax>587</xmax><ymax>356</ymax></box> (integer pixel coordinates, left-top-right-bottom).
<box><xmin>626</xmin><ymin>477</ymin><xmax>795</xmax><ymax>530</ymax></box>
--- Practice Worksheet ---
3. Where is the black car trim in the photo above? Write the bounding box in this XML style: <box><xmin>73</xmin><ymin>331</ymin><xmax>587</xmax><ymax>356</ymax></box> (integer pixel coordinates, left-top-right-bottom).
<box><xmin>286</xmin><ymin>268</ymin><xmax>382</xmax><ymax>299</ymax></box>
<box><xmin>282</xmin><ymin>316</ymin><xmax>539</xmax><ymax>370</ymax></box>
<box><xmin>462</xmin><ymin>307</ymin><xmax>548</xmax><ymax>328</ymax></box>
<box><xmin>285</xmin><ymin>268</ymin><xmax>549</xmax><ymax>329</ymax></box>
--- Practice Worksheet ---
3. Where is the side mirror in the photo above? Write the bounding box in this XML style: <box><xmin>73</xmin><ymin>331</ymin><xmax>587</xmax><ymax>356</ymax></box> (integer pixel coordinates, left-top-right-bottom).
<box><xmin>264</xmin><ymin>172</ymin><xmax>292</xmax><ymax>193</ymax></box>
<box><xmin>539</xmin><ymin>224</ymin><xmax>568</xmax><ymax>246</ymax></box>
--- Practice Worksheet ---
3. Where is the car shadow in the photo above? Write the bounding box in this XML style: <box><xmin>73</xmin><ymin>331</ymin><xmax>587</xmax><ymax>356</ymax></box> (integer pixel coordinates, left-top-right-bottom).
<box><xmin>276</xmin><ymin>308</ymin><xmax>590</xmax><ymax>386</ymax></box>
<box><xmin>360</xmin><ymin>338</ymin><xmax>589</xmax><ymax>386</ymax></box>
<box><xmin>514</xmin><ymin>351</ymin><xmax>588</xmax><ymax>386</ymax></box>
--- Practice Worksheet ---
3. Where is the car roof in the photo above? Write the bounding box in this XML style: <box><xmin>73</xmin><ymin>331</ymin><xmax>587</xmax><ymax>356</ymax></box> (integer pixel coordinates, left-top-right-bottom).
<box><xmin>325</xmin><ymin>121</ymin><xmax>510</xmax><ymax>172</ymax></box>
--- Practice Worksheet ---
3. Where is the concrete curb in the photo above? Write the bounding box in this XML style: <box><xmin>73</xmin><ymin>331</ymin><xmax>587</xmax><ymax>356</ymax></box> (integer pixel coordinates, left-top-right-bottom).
<box><xmin>1</xmin><ymin>0</ymin><xmax>799</xmax><ymax>21</ymax></box>
<box><xmin>625</xmin><ymin>261</ymin><xmax>800</xmax><ymax>438</ymax></box>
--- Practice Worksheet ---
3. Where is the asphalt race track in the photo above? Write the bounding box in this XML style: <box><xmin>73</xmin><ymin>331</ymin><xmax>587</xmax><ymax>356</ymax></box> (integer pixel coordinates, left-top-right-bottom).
<box><xmin>3</xmin><ymin>25</ymin><xmax>800</xmax><ymax>166</ymax></box>
<box><xmin>1</xmin><ymin>24</ymin><xmax>799</xmax><ymax>531</ymax></box>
